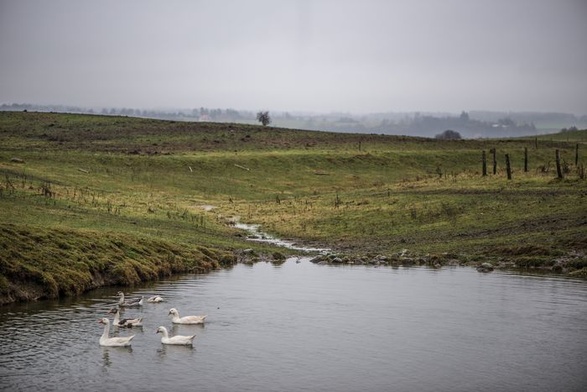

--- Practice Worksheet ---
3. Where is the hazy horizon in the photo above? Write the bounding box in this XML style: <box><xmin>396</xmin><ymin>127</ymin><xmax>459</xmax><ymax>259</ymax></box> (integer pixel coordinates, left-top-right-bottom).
<box><xmin>1</xmin><ymin>0</ymin><xmax>586</xmax><ymax>116</ymax></box>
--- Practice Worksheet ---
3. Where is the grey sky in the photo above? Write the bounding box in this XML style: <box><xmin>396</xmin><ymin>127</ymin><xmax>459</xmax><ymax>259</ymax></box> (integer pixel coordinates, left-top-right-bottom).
<box><xmin>1</xmin><ymin>0</ymin><xmax>586</xmax><ymax>115</ymax></box>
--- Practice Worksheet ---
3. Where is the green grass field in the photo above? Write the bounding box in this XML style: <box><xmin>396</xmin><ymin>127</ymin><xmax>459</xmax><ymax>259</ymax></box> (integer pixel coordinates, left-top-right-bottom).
<box><xmin>1</xmin><ymin>111</ymin><xmax>586</xmax><ymax>303</ymax></box>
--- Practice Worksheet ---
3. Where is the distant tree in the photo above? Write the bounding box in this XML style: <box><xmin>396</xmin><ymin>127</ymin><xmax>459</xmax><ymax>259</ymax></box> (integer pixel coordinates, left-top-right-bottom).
<box><xmin>459</xmin><ymin>111</ymin><xmax>470</xmax><ymax>122</ymax></box>
<box><xmin>435</xmin><ymin>129</ymin><xmax>462</xmax><ymax>140</ymax></box>
<box><xmin>256</xmin><ymin>111</ymin><xmax>271</xmax><ymax>126</ymax></box>
<box><xmin>225</xmin><ymin>109</ymin><xmax>241</xmax><ymax>120</ymax></box>
<box><xmin>560</xmin><ymin>126</ymin><xmax>578</xmax><ymax>133</ymax></box>
<box><xmin>498</xmin><ymin>117</ymin><xmax>515</xmax><ymax>127</ymax></box>
<box><xmin>210</xmin><ymin>108</ymin><xmax>222</xmax><ymax>119</ymax></box>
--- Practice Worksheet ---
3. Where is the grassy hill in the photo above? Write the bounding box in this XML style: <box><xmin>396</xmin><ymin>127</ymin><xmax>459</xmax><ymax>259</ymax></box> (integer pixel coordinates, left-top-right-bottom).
<box><xmin>1</xmin><ymin>111</ymin><xmax>586</xmax><ymax>303</ymax></box>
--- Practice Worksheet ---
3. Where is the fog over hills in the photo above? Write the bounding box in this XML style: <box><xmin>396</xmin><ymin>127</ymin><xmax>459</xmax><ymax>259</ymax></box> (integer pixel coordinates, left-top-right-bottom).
<box><xmin>2</xmin><ymin>102</ymin><xmax>586</xmax><ymax>139</ymax></box>
<box><xmin>1</xmin><ymin>1</ymin><xmax>586</xmax><ymax>123</ymax></box>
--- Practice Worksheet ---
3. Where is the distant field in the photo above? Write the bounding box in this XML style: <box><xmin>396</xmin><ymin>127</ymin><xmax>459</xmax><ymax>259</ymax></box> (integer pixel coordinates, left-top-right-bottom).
<box><xmin>1</xmin><ymin>111</ymin><xmax>586</xmax><ymax>303</ymax></box>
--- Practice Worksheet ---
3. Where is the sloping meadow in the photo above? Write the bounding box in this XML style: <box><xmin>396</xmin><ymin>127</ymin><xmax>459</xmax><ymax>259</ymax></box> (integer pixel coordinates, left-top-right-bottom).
<box><xmin>1</xmin><ymin>111</ymin><xmax>586</xmax><ymax>303</ymax></box>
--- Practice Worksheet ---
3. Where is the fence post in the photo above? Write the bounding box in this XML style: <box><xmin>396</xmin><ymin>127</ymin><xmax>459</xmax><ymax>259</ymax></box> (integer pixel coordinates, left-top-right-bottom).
<box><xmin>576</xmin><ymin>144</ymin><xmax>579</xmax><ymax>166</ymax></box>
<box><xmin>505</xmin><ymin>154</ymin><xmax>512</xmax><ymax>180</ymax></box>
<box><xmin>491</xmin><ymin>148</ymin><xmax>497</xmax><ymax>175</ymax></box>
<box><xmin>482</xmin><ymin>150</ymin><xmax>487</xmax><ymax>176</ymax></box>
<box><xmin>524</xmin><ymin>147</ymin><xmax>528</xmax><ymax>172</ymax></box>
<box><xmin>556</xmin><ymin>149</ymin><xmax>563</xmax><ymax>179</ymax></box>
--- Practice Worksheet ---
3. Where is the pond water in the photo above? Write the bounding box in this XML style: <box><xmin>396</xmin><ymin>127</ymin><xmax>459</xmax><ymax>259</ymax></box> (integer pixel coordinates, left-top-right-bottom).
<box><xmin>1</xmin><ymin>259</ymin><xmax>586</xmax><ymax>392</ymax></box>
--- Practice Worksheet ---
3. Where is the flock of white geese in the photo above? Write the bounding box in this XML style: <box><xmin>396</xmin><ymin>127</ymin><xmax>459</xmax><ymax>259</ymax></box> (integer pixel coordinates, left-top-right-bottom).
<box><xmin>98</xmin><ymin>291</ymin><xmax>207</xmax><ymax>347</ymax></box>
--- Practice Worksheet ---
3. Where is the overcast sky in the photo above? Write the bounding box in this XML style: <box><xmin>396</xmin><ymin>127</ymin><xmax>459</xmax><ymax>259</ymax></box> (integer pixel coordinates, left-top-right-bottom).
<box><xmin>1</xmin><ymin>0</ymin><xmax>586</xmax><ymax>115</ymax></box>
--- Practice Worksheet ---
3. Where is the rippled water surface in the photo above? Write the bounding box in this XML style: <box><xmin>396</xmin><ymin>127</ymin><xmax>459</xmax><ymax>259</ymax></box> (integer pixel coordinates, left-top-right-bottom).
<box><xmin>1</xmin><ymin>260</ymin><xmax>586</xmax><ymax>392</ymax></box>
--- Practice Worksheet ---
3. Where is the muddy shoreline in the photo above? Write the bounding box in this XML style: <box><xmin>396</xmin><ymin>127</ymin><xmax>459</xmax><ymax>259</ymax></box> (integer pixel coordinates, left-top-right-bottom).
<box><xmin>2</xmin><ymin>225</ymin><xmax>585</xmax><ymax>306</ymax></box>
<box><xmin>236</xmin><ymin>222</ymin><xmax>587</xmax><ymax>277</ymax></box>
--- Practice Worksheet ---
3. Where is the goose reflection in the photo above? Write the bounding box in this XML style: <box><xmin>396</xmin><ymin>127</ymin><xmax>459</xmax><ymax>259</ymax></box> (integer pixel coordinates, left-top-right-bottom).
<box><xmin>156</xmin><ymin>342</ymin><xmax>194</xmax><ymax>360</ymax></box>
<box><xmin>101</xmin><ymin>346</ymin><xmax>133</xmax><ymax>368</ymax></box>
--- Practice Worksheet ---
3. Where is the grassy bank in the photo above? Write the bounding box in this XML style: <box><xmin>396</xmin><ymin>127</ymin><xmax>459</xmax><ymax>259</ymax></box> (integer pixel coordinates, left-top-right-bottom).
<box><xmin>0</xmin><ymin>223</ymin><xmax>237</xmax><ymax>305</ymax></box>
<box><xmin>1</xmin><ymin>112</ymin><xmax>586</xmax><ymax>303</ymax></box>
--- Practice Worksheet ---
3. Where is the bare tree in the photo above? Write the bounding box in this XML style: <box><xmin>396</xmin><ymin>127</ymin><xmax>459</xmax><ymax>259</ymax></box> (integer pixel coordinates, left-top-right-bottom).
<box><xmin>256</xmin><ymin>111</ymin><xmax>271</xmax><ymax>126</ymax></box>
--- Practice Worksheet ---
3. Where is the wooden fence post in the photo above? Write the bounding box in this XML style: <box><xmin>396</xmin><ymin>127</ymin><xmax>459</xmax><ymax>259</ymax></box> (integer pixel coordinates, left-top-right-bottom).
<box><xmin>490</xmin><ymin>148</ymin><xmax>497</xmax><ymax>175</ymax></box>
<box><xmin>524</xmin><ymin>147</ymin><xmax>528</xmax><ymax>172</ymax></box>
<box><xmin>482</xmin><ymin>150</ymin><xmax>487</xmax><ymax>176</ymax></box>
<box><xmin>505</xmin><ymin>154</ymin><xmax>512</xmax><ymax>180</ymax></box>
<box><xmin>576</xmin><ymin>144</ymin><xmax>579</xmax><ymax>166</ymax></box>
<box><xmin>556</xmin><ymin>149</ymin><xmax>563</xmax><ymax>179</ymax></box>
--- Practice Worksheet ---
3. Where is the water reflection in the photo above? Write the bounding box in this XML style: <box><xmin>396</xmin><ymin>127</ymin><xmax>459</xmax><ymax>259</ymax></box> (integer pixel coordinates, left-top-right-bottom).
<box><xmin>101</xmin><ymin>346</ymin><xmax>133</xmax><ymax>368</ymax></box>
<box><xmin>171</xmin><ymin>323</ymin><xmax>205</xmax><ymax>334</ymax></box>
<box><xmin>1</xmin><ymin>262</ymin><xmax>586</xmax><ymax>392</ymax></box>
<box><xmin>102</xmin><ymin>349</ymin><xmax>112</xmax><ymax>368</ymax></box>
<box><xmin>156</xmin><ymin>343</ymin><xmax>195</xmax><ymax>360</ymax></box>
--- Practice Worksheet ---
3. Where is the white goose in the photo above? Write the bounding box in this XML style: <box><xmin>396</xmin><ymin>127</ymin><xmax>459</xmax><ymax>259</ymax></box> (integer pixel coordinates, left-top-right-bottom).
<box><xmin>156</xmin><ymin>326</ymin><xmax>196</xmax><ymax>346</ymax></box>
<box><xmin>98</xmin><ymin>318</ymin><xmax>135</xmax><ymax>347</ymax></box>
<box><xmin>117</xmin><ymin>292</ymin><xmax>143</xmax><ymax>307</ymax></box>
<box><xmin>109</xmin><ymin>307</ymin><xmax>143</xmax><ymax>328</ymax></box>
<box><xmin>147</xmin><ymin>295</ymin><xmax>164</xmax><ymax>303</ymax></box>
<box><xmin>168</xmin><ymin>308</ymin><xmax>207</xmax><ymax>325</ymax></box>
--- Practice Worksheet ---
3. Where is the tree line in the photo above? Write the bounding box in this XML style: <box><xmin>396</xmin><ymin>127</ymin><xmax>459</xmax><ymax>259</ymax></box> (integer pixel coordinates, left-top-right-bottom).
<box><xmin>2</xmin><ymin>103</ymin><xmax>585</xmax><ymax>138</ymax></box>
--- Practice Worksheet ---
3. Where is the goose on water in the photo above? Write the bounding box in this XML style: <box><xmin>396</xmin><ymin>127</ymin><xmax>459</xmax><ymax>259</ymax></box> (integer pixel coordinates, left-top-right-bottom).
<box><xmin>156</xmin><ymin>326</ymin><xmax>196</xmax><ymax>346</ymax></box>
<box><xmin>147</xmin><ymin>295</ymin><xmax>164</xmax><ymax>303</ymax></box>
<box><xmin>109</xmin><ymin>307</ymin><xmax>143</xmax><ymax>328</ymax></box>
<box><xmin>117</xmin><ymin>292</ymin><xmax>143</xmax><ymax>307</ymax></box>
<box><xmin>168</xmin><ymin>308</ymin><xmax>207</xmax><ymax>325</ymax></box>
<box><xmin>98</xmin><ymin>318</ymin><xmax>135</xmax><ymax>347</ymax></box>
